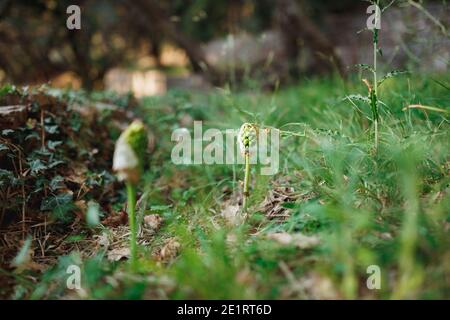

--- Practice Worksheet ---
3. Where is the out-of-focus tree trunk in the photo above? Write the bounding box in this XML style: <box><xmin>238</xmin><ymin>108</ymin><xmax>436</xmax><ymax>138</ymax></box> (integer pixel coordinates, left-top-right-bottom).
<box><xmin>127</xmin><ymin>0</ymin><xmax>221</xmax><ymax>83</ymax></box>
<box><xmin>275</xmin><ymin>0</ymin><xmax>344</xmax><ymax>78</ymax></box>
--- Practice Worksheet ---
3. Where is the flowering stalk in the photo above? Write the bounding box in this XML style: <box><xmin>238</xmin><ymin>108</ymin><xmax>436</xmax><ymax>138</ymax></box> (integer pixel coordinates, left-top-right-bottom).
<box><xmin>243</xmin><ymin>152</ymin><xmax>250</xmax><ymax>211</ymax></box>
<box><xmin>238</xmin><ymin>123</ymin><xmax>257</xmax><ymax>212</ymax></box>
<box><xmin>113</xmin><ymin>120</ymin><xmax>148</xmax><ymax>269</ymax></box>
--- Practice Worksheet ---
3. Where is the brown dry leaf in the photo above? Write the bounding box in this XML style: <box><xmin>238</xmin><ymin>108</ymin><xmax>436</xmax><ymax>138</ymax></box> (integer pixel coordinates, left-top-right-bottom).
<box><xmin>159</xmin><ymin>238</ymin><xmax>180</xmax><ymax>261</ymax></box>
<box><xmin>0</xmin><ymin>105</ymin><xmax>28</xmax><ymax>129</ymax></box>
<box><xmin>107</xmin><ymin>247</ymin><xmax>130</xmax><ymax>261</ymax></box>
<box><xmin>94</xmin><ymin>232</ymin><xmax>110</xmax><ymax>248</ymax></box>
<box><xmin>10</xmin><ymin>238</ymin><xmax>47</xmax><ymax>273</ymax></box>
<box><xmin>144</xmin><ymin>214</ymin><xmax>163</xmax><ymax>231</ymax></box>
<box><xmin>267</xmin><ymin>232</ymin><xmax>320</xmax><ymax>249</ymax></box>
<box><xmin>66</xmin><ymin>163</ymin><xmax>88</xmax><ymax>185</ymax></box>
<box><xmin>299</xmin><ymin>272</ymin><xmax>339</xmax><ymax>299</ymax></box>
<box><xmin>102</xmin><ymin>210</ymin><xmax>128</xmax><ymax>228</ymax></box>
<box><xmin>259</xmin><ymin>186</ymin><xmax>299</xmax><ymax>220</ymax></box>
<box><xmin>74</xmin><ymin>200</ymin><xmax>87</xmax><ymax>212</ymax></box>
<box><xmin>259</xmin><ymin>174</ymin><xmax>316</xmax><ymax>221</ymax></box>
<box><xmin>220</xmin><ymin>204</ymin><xmax>242</xmax><ymax>225</ymax></box>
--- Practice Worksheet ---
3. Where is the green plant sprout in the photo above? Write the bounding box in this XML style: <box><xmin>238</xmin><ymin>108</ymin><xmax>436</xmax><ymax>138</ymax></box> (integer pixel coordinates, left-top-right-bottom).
<box><xmin>238</xmin><ymin>123</ymin><xmax>258</xmax><ymax>213</ymax></box>
<box><xmin>113</xmin><ymin>120</ymin><xmax>148</xmax><ymax>269</ymax></box>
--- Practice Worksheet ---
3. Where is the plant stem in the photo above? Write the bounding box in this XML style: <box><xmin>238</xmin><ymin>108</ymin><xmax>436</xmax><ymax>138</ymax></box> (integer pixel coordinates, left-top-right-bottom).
<box><xmin>243</xmin><ymin>151</ymin><xmax>250</xmax><ymax>212</ymax></box>
<box><xmin>372</xmin><ymin>1</ymin><xmax>380</xmax><ymax>151</ymax></box>
<box><xmin>126</xmin><ymin>182</ymin><xmax>137</xmax><ymax>269</ymax></box>
<box><xmin>374</xmin><ymin>117</ymin><xmax>378</xmax><ymax>151</ymax></box>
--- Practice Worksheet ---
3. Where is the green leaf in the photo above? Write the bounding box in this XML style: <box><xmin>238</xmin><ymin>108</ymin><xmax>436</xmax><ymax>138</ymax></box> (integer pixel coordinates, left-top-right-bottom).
<box><xmin>49</xmin><ymin>175</ymin><xmax>64</xmax><ymax>191</ymax></box>
<box><xmin>86</xmin><ymin>201</ymin><xmax>102</xmax><ymax>228</ymax></box>
<box><xmin>12</xmin><ymin>236</ymin><xmax>32</xmax><ymax>268</ymax></box>
<box><xmin>0</xmin><ymin>169</ymin><xmax>15</xmax><ymax>187</ymax></box>
<box><xmin>281</xmin><ymin>202</ymin><xmax>296</xmax><ymax>209</ymax></box>
<box><xmin>48</xmin><ymin>160</ymin><xmax>65</xmax><ymax>169</ymax></box>
<box><xmin>69</xmin><ymin>113</ymin><xmax>82</xmax><ymax>132</ymax></box>
<box><xmin>47</xmin><ymin>140</ymin><xmax>63</xmax><ymax>150</ymax></box>
<box><xmin>0</xmin><ymin>143</ymin><xmax>8</xmax><ymax>152</ymax></box>
<box><xmin>65</xmin><ymin>235</ymin><xmax>86</xmax><ymax>242</ymax></box>
<box><xmin>430</xmin><ymin>78</ymin><xmax>450</xmax><ymax>91</ymax></box>
<box><xmin>44</xmin><ymin>125</ymin><xmax>59</xmax><ymax>134</ymax></box>
<box><xmin>29</xmin><ymin>159</ymin><xmax>47</xmax><ymax>174</ymax></box>
<box><xmin>150</xmin><ymin>205</ymin><xmax>173</xmax><ymax>212</ymax></box>
<box><xmin>2</xmin><ymin>129</ymin><xmax>14</xmax><ymax>136</ymax></box>
<box><xmin>40</xmin><ymin>192</ymin><xmax>75</xmax><ymax>222</ymax></box>
<box><xmin>25</xmin><ymin>132</ymin><xmax>40</xmax><ymax>141</ymax></box>
<box><xmin>0</xmin><ymin>84</ymin><xmax>16</xmax><ymax>98</ymax></box>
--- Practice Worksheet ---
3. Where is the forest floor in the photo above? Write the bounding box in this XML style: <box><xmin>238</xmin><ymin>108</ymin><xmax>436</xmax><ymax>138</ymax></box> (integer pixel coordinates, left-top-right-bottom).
<box><xmin>0</xmin><ymin>74</ymin><xmax>449</xmax><ymax>299</ymax></box>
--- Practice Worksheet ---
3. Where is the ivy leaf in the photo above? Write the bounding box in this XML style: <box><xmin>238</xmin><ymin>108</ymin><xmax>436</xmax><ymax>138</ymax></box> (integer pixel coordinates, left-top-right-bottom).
<box><xmin>25</xmin><ymin>131</ymin><xmax>40</xmax><ymax>141</ymax></box>
<box><xmin>47</xmin><ymin>140</ymin><xmax>63</xmax><ymax>150</ymax></box>
<box><xmin>0</xmin><ymin>169</ymin><xmax>15</xmax><ymax>187</ymax></box>
<box><xmin>48</xmin><ymin>160</ymin><xmax>65</xmax><ymax>168</ymax></box>
<box><xmin>49</xmin><ymin>175</ymin><xmax>64</xmax><ymax>191</ymax></box>
<box><xmin>29</xmin><ymin>159</ymin><xmax>47</xmax><ymax>174</ymax></box>
<box><xmin>69</xmin><ymin>113</ymin><xmax>82</xmax><ymax>131</ymax></box>
<box><xmin>0</xmin><ymin>143</ymin><xmax>8</xmax><ymax>152</ymax></box>
<box><xmin>40</xmin><ymin>192</ymin><xmax>75</xmax><ymax>223</ymax></box>
<box><xmin>2</xmin><ymin>129</ymin><xmax>14</xmax><ymax>136</ymax></box>
<box><xmin>44</xmin><ymin>125</ymin><xmax>59</xmax><ymax>134</ymax></box>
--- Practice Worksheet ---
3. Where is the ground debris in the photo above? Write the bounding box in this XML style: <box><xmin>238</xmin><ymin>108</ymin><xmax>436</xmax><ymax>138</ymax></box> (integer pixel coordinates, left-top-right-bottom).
<box><xmin>0</xmin><ymin>105</ymin><xmax>28</xmax><ymax>128</ymax></box>
<box><xmin>107</xmin><ymin>247</ymin><xmax>130</xmax><ymax>261</ymax></box>
<box><xmin>259</xmin><ymin>175</ymin><xmax>314</xmax><ymax>220</ymax></box>
<box><xmin>143</xmin><ymin>214</ymin><xmax>163</xmax><ymax>232</ymax></box>
<box><xmin>279</xmin><ymin>262</ymin><xmax>339</xmax><ymax>300</ymax></box>
<box><xmin>154</xmin><ymin>237</ymin><xmax>180</xmax><ymax>262</ymax></box>
<box><xmin>267</xmin><ymin>232</ymin><xmax>320</xmax><ymax>249</ymax></box>
<box><xmin>220</xmin><ymin>204</ymin><xmax>242</xmax><ymax>226</ymax></box>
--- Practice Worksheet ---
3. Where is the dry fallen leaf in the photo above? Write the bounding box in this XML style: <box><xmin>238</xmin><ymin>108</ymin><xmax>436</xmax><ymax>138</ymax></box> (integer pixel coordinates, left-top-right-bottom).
<box><xmin>220</xmin><ymin>204</ymin><xmax>242</xmax><ymax>225</ymax></box>
<box><xmin>107</xmin><ymin>247</ymin><xmax>130</xmax><ymax>261</ymax></box>
<box><xmin>159</xmin><ymin>238</ymin><xmax>180</xmax><ymax>261</ymax></box>
<box><xmin>95</xmin><ymin>232</ymin><xmax>110</xmax><ymax>248</ymax></box>
<box><xmin>267</xmin><ymin>232</ymin><xmax>320</xmax><ymax>249</ymax></box>
<box><xmin>102</xmin><ymin>210</ymin><xmax>128</xmax><ymax>227</ymax></box>
<box><xmin>144</xmin><ymin>214</ymin><xmax>163</xmax><ymax>231</ymax></box>
<box><xmin>299</xmin><ymin>272</ymin><xmax>339</xmax><ymax>299</ymax></box>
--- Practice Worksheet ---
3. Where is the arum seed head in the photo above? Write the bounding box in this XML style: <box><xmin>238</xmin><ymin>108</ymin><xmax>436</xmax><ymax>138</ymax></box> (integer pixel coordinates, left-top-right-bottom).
<box><xmin>238</xmin><ymin>123</ymin><xmax>257</xmax><ymax>155</ymax></box>
<box><xmin>113</xmin><ymin>120</ymin><xmax>148</xmax><ymax>184</ymax></box>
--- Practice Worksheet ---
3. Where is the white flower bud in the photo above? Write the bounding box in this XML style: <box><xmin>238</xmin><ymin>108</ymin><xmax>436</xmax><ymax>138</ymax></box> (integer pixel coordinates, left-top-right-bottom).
<box><xmin>113</xmin><ymin>134</ymin><xmax>139</xmax><ymax>183</ymax></box>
